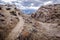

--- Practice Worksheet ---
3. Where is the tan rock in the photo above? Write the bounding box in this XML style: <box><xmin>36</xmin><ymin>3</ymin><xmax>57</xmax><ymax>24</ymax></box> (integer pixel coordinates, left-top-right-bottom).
<box><xmin>0</xmin><ymin>4</ymin><xmax>60</xmax><ymax>40</ymax></box>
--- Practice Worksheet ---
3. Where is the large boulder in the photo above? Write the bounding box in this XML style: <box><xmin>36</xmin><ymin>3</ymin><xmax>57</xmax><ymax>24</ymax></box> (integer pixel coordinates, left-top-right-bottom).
<box><xmin>0</xmin><ymin>4</ymin><xmax>24</xmax><ymax>40</ymax></box>
<box><xmin>31</xmin><ymin>4</ymin><xmax>60</xmax><ymax>23</ymax></box>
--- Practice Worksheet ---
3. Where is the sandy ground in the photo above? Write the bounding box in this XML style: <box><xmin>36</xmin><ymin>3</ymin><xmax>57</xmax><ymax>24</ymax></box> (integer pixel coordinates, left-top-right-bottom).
<box><xmin>5</xmin><ymin>16</ymin><xmax>24</xmax><ymax>40</ymax></box>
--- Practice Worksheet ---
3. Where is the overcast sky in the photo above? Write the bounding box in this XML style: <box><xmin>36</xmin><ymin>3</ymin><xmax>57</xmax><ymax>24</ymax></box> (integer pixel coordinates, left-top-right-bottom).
<box><xmin>0</xmin><ymin>0</ymin><xmax>60</xmax><ymax>14</ymax></box>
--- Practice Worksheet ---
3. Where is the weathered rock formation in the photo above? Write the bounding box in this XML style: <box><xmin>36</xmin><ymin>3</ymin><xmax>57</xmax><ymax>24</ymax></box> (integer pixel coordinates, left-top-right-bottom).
<box><xmin>0</xmin><ymin>4</ymin><xmax>24</xmax><ymax>40</ymax></box>
<box><xmin>0</xmin><ymin>4</ymin><xmax>60</xmax><ymax>40</ymax></box>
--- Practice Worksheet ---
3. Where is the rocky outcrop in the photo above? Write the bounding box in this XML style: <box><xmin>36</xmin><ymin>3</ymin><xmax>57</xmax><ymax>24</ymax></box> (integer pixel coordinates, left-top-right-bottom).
<box><xmin>0</xmin><ymin>4</ymin><xmax>60</xmax><ymax>40</ymax></box>
<box><xmin>31</xmin><ymin>4</ymin><xmax>60</xmax><ymax>23</ymax></box>
<box><xmin>20</xmin><ymin>4</ymin><xmax>60</xmax><ymax>40</ymax></box>
<box><xmin>0</xmin><ymin>4</ymin><xmax>24</xmax><ymax>40</ymax></box>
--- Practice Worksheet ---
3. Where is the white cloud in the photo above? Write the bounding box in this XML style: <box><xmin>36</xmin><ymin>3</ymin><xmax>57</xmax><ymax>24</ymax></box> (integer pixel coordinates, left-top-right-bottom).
<box><xmin>19</xmin><ymin>5</ymin><xmax>39</xmax><ymax>10</ymax></box>
<box><xmin>29</xmin><ymin>6</ymin><xmax>39</xmax><ymax>9</ymax></box>
<box><xmin>35</xmin><ymin>0</ymin><xmax>39</xmax><ymax>1</ymax></box>
<box><xmin>2</xmin><ymin>0</ymin><xmax>17</xmax><ymax>2</ymax></box>
<box><xmin>1</xmin><ymin>0</ymin><xmax>58</xmax><ymax>14</ymax></box>
<box><xmin>43</xmin><ymin>1</ymin><xmax>53</xmax><ymax>5</ymax></box>
<box><xmin>31</xmin><ymin>3</ymin><xmax>34</xmax><ymax>6</ymax></box>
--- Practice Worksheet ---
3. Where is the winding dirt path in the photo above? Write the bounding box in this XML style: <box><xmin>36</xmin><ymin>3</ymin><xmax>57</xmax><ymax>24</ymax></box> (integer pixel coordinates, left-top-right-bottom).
<box><xmin>5</xmin><ymin>16</ymin><xmax>24</xmax><ymax>40</ymax></box>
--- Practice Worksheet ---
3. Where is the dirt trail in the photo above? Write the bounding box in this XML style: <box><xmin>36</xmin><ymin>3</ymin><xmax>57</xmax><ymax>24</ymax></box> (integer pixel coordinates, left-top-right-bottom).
<box><xmin>5</xmin><ymin>16</ymin><xmax>24</xmax><ymax>40</ymax></box>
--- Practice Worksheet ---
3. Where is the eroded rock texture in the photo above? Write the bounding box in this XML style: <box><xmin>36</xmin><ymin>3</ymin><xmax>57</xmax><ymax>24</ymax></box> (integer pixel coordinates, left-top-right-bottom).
<box><xmin>19</xmin><ymin>4</ymin><xmax>60</xmax><ymax>40</ymax></box>
<box><xmin>0</xmin><ymin>4</ymin><xmax>24</xmax><ymax>40</ymax></box>
<box><xmin>0</xmin><ymin>4</ymin><xmax>60</xmax><ymax>40</ymax></box>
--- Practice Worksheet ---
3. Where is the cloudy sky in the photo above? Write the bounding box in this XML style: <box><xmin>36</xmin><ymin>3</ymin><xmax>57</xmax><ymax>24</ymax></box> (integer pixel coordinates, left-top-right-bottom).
<box><xmin>0</xmin><ymin>0</ymin><xmax>60</xmax><ymax>14</ymax></box>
